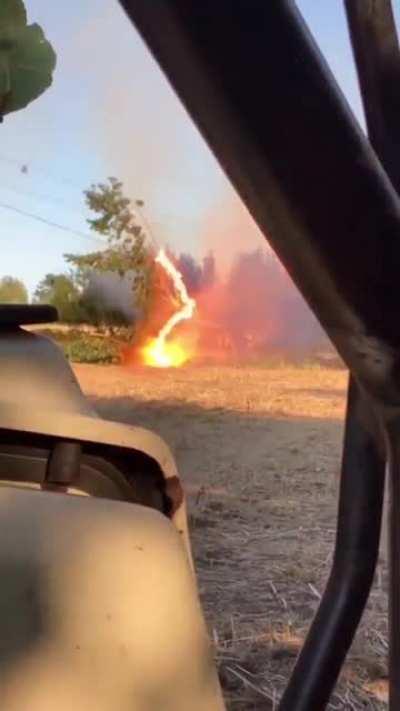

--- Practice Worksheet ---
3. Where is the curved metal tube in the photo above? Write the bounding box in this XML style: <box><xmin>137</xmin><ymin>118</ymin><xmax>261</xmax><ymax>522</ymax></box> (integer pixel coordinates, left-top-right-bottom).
<box><xmin>386</xmin><ymin>429</ymin><xmax>400</xmax><ymax>710</ymax></box>
<box><xmin>344</xmin><ymin>3</ymin><xmax>400</xmax><ymax>707</ymax></box>
<box><xmin>344</xmin><ymin>0</ymin><xmax>400</xmax><ymax>189</ymax></box>
<box><xmin>279</xmin><ymin>378</ymin><xmax>385</xmax><ymax>710</ymax></box>
<box><xmin>282</xmin><ymin>2</ymin><xmax>400</xmax><ymax>706</ymax></box>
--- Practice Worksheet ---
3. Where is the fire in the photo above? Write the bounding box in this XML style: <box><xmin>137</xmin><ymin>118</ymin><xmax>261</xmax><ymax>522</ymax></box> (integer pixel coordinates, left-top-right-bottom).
<box><xmin>141</xmin><ymin>249</ymin><xmax>196</xmax><ymax>368</ymax></box>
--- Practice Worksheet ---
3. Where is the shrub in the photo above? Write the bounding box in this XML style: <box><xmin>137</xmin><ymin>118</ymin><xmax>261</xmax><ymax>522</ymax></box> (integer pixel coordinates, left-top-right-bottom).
<box><xmin>62</xmin><ymin>336</ymin><xmax>119</xmax><ymax>364</ymax></box>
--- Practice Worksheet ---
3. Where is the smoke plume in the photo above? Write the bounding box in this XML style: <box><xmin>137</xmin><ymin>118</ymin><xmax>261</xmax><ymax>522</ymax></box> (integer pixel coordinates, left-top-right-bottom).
<box><xmin>191</xmin><ymin>249</ymin><xmax>324</xmax><ymax>360</ymax></box>
<box><xmin>66</xmin><ymin>6</ymin><xmax>324</xmax><ymax>358</ymax></box>
<box><xmin>83</xmin><ymin>271</ymin><xmax>136</xmax><ymax>322</ymax></box>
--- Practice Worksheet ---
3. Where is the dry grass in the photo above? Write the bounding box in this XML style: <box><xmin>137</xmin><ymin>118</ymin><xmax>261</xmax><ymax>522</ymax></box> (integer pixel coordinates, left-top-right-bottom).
<box><xmin>74</xmin><ymin>362</ymin><xmax>388</xmax><ymax>710</ymax></box>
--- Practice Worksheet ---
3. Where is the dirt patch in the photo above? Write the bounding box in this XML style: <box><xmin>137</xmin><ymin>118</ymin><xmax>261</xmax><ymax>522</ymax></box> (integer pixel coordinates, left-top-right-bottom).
<box><xmin>74</xmin><ymin>362</ymin><xmax>387</xmax><ymax>710</ymax></box>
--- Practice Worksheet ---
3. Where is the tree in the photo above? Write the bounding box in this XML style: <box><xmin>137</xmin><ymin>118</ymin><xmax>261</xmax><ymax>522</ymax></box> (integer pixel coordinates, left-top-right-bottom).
<box><xmin>202</xmin><ymin>252</ymin><xmax>216</xmax><ymax>291</ymax></box>
<box><xmin>177</xmin><ymin>254</ymin><xmax>203</xmax><ymax>294</ymax></box>
<box><xmin>177</xmin><ymin>251</ymin><xmax>216</xmax><ymax>295</ymax></box>
<box><xmin>65</xmin><ymin>177</ymin><xmax>153</xmax><ymax>318</ymax></box>
<box><xmin>0</xmin><ymin>276</ymin><xmax>28</xmax><ymax>303</ymax></box>
<box><xmin>33</xmin><ymin>273</ymin><xmax>81</xmax><ymax>322</ymax></box>
<box><xmin>0</xmin><ymin>0</ymin><xmax>56</xmax><ymax>120</ymax></box>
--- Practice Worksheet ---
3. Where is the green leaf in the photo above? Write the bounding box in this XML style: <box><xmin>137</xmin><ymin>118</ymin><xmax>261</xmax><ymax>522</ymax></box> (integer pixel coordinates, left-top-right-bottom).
<box><xmin>0</xmin><ymin>1</ymin><xmax>56</xmax><ymax>117</ymax></box>
<box><xmin>0</xmin><ymin>0</ymin><xmax>27</xmax><ymax>28</ymax></box>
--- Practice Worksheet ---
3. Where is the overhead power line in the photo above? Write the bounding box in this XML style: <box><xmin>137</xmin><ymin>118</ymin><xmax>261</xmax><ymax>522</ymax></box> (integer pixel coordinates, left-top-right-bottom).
<box><xmin>0</xmin><ymin>180</ymin><xmax>86</xmax><ymax>217</ymax></box>
<box><xmin>0</xmin><ymin>201</ymin><xmax>105</xmax><ymax>246</ymax></box>
<box><xmin>0</xmin><ymin>152</ymin><xmax>83</xmax><ymax>192</ymax></box>
<box><xmin>0</xmin><ymin>152</ymin><xmax>203</xmax><ymax>227</ymax></box>
<box><xmin>0</xmin><ymin>151</ymin><xmax>206</xmax><ymax>249</ymax></box>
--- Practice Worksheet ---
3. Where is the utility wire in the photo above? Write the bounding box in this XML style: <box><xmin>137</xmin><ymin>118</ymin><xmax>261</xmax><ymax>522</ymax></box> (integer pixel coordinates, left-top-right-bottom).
<box><xmin>0</xmin><ymin>180</ymin><xmax>86</xmax><ymax>216</ymax></box>
<box><xmin>0</xmin><ymin>152</ymin><xmax>196</xmax><ymax>256</ymax></box>
<box><xmin>134</xmin><ymin>202</ymin><xmax>160</xmax><ymax>253</ymax></box>
<box><xmin>0</xmin><ymin>201</ymin><xmax>105</xmax><ymax>246</ymax></box>
<box><xmin>0</xmin><ymin>152</ymin><xmax>84</xmax><ymax>192</ymax></box>
<box><xmin>0</xmin><ymin>152</ymin><xmax>201</xmax><ymax>227</ymax></box>
<box><xmin>0</xmin><ymin>199</ymin><xmax>161</xmax><ymax>252</ymax></box>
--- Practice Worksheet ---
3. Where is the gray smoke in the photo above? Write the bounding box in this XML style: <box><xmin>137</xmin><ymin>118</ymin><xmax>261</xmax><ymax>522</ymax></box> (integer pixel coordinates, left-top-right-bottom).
<box><xmin>177</xmin><ymin>252</ymin><xmax>216</xmax><ymax>294</ymax></box>
<box><xmin>83</xmin><ymin>271</ymin><xmax>137</xmax><ymax>322</ymax></box>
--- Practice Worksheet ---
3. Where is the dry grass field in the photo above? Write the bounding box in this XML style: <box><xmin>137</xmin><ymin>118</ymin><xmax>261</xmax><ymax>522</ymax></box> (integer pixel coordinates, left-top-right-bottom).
<box><xmin>74</xmin><ymin>362</ymin><xmax>388</xmax><ymax>710</ymax></box>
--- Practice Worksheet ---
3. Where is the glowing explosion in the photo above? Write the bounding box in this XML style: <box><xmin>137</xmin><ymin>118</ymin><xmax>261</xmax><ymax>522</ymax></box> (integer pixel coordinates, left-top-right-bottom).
<box><xmin>142</xmin><ymin>249</ymin><xmax>196</xmax><ymax>368</ymax></box>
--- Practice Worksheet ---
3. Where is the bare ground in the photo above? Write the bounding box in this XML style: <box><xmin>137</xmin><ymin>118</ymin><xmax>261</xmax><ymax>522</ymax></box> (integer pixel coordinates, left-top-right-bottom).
<box><xmin>74</xmin><ymin>362</ymin><xmax>388</xmax><ymax>710</ymax></box>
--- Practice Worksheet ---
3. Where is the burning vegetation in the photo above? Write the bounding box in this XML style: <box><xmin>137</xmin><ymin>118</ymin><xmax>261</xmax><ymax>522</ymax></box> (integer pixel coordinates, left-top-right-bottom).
<box><xmin>30</xmin><ymin>176</ymin><xmax>324</xmax><ymax>367</ymax></box>
<box><xmin>140</xmin><ymin>249</ymin><xmax>196</xmax><ymax>368</ymax></box>
<box><xmin>133</xmin><ymin>246</ymin><xmax>324</xmax><ymax>368</ymax></box>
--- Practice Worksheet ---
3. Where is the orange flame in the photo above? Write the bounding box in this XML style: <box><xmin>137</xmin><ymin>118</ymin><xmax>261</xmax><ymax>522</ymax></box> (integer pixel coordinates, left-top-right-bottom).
<box><xmin>141</xmin><ymin>249</ymin><xmax>196</xmax><ymax>367</ymax></box>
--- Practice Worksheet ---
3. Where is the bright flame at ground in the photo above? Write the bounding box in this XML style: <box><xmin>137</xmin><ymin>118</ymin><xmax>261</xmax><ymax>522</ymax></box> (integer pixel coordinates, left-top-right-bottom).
<box><xmin>142</xmin><ymin>249</ymin><xmax>196</xmax><ymax>368</ymax></box>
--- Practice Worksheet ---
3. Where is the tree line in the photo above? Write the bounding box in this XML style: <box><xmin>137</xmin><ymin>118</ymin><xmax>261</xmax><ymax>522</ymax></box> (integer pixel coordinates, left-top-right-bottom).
<box><xmin>1</xmin><ymin>177</ymin><xmax>215</xmax><ymax>334</ymax></box>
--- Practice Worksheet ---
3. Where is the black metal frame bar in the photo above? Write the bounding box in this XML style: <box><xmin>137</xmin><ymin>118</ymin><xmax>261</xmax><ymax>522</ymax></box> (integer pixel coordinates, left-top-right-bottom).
<box><xmin>281</xmin><ymin>2</ymin><xmax>400</xmax><ymax>706</ymax></box>
<box><xmin>345</xmin><ymin>0</ymin><xmax>400</xmax><ymax>188</ymax></box>
<box><xmin>119</xmin><ymin>0</ymin><xmax>400</xmax><ymax>707</ymax></box>
<box><xmin>387</xmin><ymin>424</ymin><xmax>400</xmax><ymax>708</ymax></box>
<box><xmin>279</xmin><ymin>378</ymin><xmax>385</xmax><ymax>709</ymax></box>
<box><xmin>344</xmin><ymin>3</ymin><xmax>400</xmax><ymax>708</ymax></box>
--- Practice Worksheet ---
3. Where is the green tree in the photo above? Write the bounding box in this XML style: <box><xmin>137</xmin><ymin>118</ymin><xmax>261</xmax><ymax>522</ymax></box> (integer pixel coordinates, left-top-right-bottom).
<box><xmin>0</xmin><ymin>275</ymin><xmax>28</xmax><ymax>303</ymax></box>
<box><xmin>0</xmin><ymin>0</ymin><xmax>56</xmax><ymax>120</ymax></box>
<box><xmin>33</xmin><ymin>273</ymin><xmax>81</xmax><ymax>322</ymax></box>
<box><xmin>65</xmin><ymin>177</ymin><xmax>154</xmax><ymax>318</ymax></box>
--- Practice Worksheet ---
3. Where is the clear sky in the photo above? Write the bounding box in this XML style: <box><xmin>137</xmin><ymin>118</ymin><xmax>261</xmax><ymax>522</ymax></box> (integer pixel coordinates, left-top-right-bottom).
<box><xmin>1</xmin><ymin>1</ymin><xmax>399</xmax><ymax>295</ymax></box>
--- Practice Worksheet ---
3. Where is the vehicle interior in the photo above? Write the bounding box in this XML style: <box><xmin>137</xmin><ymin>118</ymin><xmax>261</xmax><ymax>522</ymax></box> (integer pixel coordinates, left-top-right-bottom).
<box><xmin>1</xmin><ymin>1</ymin><xmax>400</xmax><ymax>709</ymax></box>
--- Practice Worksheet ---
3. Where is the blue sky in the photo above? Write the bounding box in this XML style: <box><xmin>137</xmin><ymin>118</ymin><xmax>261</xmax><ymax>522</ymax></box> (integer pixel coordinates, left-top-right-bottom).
<box><xmin>1</xmin><ymin>0</ymin><xmax>398</xmax><ymax>295</ymax></box>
